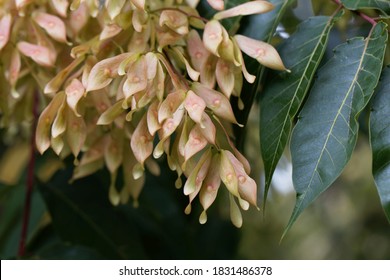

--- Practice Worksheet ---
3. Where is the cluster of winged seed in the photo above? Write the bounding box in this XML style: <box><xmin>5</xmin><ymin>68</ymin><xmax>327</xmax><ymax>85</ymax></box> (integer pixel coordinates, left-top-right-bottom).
<box><xmin>0</xmin><ymin>0</ymin><xmax>287</xmax><ymax>227</ymax></box>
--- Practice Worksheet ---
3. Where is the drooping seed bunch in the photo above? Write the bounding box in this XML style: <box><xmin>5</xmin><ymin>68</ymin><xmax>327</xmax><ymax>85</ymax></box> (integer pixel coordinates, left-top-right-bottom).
<box><xmin>0</xmin><ymin>0</ymin><xmax>287</xmax><ymax>227</ymax></box>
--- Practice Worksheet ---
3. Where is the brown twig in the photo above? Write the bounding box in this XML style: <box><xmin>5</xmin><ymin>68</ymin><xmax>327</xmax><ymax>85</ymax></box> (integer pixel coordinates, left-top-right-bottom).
<box><xmin>358</xmin><ymin>12</ymin><xmax>378</xmax><ymax>26</ymax></box>
<box><xmin>18</xmin><ymin>90</ymin><xmax>39</xmax><ymax>258</ymax></box>
<box><xmin>331</xmin><ymin>0</ymin><xmax>377</xmax><ymax>26</ymax></box>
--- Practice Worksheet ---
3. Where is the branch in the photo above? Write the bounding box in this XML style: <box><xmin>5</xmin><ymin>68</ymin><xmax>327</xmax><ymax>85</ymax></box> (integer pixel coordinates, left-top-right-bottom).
<box><xmin>18</xmin><ymin>90</ymin><xmax>39</xmax><ymax>258</ymax></box>
<box><xmin>332</xmin><ymin>0</ymin><xmax>377</xmax><ymax>26</ymax></box>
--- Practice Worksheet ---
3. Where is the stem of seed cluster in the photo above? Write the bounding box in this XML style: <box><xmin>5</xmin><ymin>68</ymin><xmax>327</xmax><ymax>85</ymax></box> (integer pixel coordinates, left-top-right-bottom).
<box><xmin>157</xmin><ymin>51</ymin><xmax>190</xmax><ymax>90</ymax></box>
<box><xmin>18</xmin><ymin>90</ymin><xmax>39</xmax><ymax>258</ymax></box>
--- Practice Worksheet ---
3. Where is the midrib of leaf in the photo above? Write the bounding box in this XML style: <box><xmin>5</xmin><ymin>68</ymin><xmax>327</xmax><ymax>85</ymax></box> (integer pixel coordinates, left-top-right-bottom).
<box><xmin>46</xmin><ymin>185</ymin><xmax>125</xmax><ymax>258</ymax></box>
<box><xmin>264</xmin><ymin>14</ymin><xmax>339</xmax><ymax>196</ymax></box>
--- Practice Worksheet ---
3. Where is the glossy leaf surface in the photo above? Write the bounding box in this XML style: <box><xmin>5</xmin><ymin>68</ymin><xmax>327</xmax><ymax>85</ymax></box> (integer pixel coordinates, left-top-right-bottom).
<box><xmin>287</xmin><ymin>22</ymin><xmax>388</xmax><ymax>235</ymax></box>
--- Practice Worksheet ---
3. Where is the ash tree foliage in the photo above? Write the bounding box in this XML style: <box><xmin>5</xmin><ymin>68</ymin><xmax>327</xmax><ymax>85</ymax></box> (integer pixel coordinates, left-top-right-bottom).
<box><xmin>0</xmin><ymin>0</ymin><xmax>390</xmax><ymax>258</ymax></box>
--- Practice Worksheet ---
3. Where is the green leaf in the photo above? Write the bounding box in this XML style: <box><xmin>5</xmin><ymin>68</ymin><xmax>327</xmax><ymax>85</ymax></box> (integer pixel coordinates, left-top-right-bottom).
<box><xmin>37</xmin><ymin>168</ymin><xmax>146</xmax><ymax>259</ymax></box>
<box><xmin>285</xmin><ymin>22</ymin><xmax>388</xmax><ymax>237</ymax></box>
<box><xmin>341</xmin><ymin>0</ymin><xmax>390</xmax><ymax>15</ymax></box>
<box><xmin>234</xmin><ymin>0</ymin><xmax>294</xmax><ymax>148</ymax></box>
<box><xmin>238</xmin><ymin>0</ymin><xmax>295</xmax><ymax>84</ymax></box>
<box><xmin>197</xmin><ymin>0</ymin><xmax>246</xmax><ymax>33</ymax></box>
<box><xmin>240</xmin><ymin>0</ymin><xmax>295</xmax><ymax>41</ymax></box>
<box><xmin>221</xmin><ymin>0</ymin><xmax>247</xmax><ymax>34</ymax></box>
<box><xmin>0</xmin><ymin>183</ymin><xmax>46</xmax><ymax>259</ymax></box>
<box><xmin>370</xmin><ymin>65</ymin><xmax>390</xmax><ymax>223</ymax></box>
<box><xmin>26</xmin><ymin>223</ymin><xmax>104</xmax><ymax>259</ymax></box>
<box><xmin>260</xmin><ymin>13</ymin><xmax>342</xmax><ymax>208</ymax></box>
<box><xmin>38</xmin><ymin>163</ymin><xmax>239</xmax><ymax>259</ymax></box>
<box><xmin>119</xmin><ymin>162</ymin><xmax>240</xmax><ymax>259</ymax></box>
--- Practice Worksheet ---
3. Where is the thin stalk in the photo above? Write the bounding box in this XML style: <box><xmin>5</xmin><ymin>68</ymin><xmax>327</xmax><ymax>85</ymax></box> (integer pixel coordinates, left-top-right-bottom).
<box><xmin>332</xmin><ymin>0</ymin><xmax>377</xmax><ymax>26</ymax></box>
<box><xmin>18</xmin><ymin>90</ymin><xmax>39</xmax><ymax>257</ymax></box>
